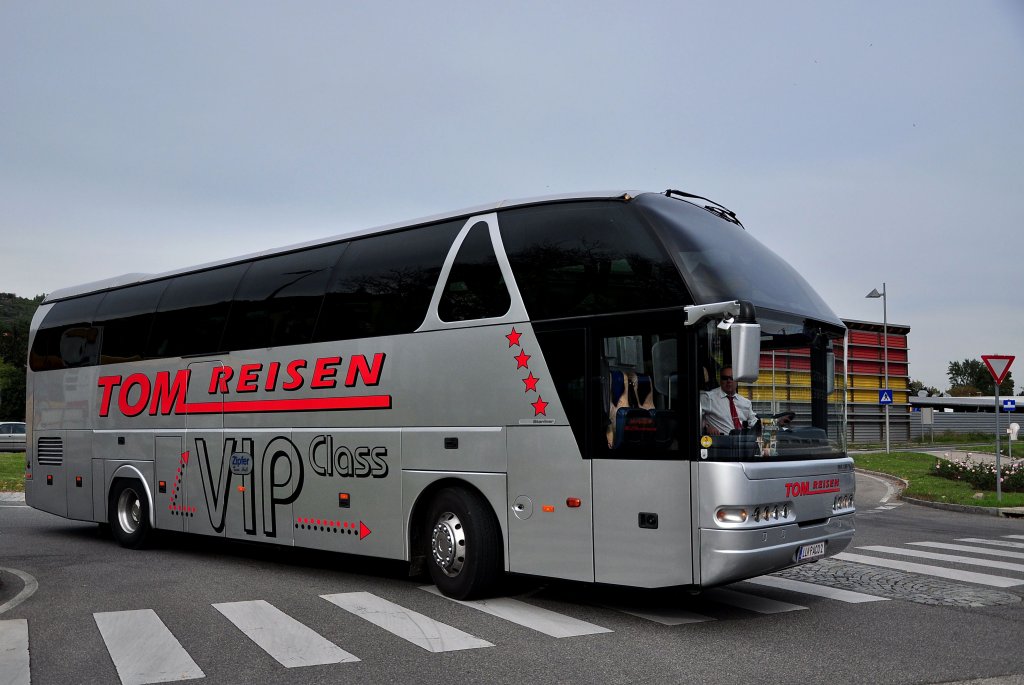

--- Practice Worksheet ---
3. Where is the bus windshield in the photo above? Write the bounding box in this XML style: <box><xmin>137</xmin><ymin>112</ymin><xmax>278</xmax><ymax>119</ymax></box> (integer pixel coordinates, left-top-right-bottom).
<box><xmin>698</xmin><ymin>316</ymin><xmax>846</xmax><ymax>462</ymax></box>
<box><xmin>636</xmin><ymin>193</ymin><xmax>844</xmax><ymax>331</ymax></box>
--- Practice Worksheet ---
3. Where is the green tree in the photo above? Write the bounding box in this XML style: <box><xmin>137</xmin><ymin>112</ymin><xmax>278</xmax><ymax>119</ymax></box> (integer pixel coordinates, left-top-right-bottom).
<box><xmin>947</xmin><ymin>358</ymin><xmax>1014</xmax><ymax>396</ymax></box>
<box><xmin>908</xmin><ymin>379</ymin><xmax>940</xmax><ymax>396</ymax></box>
<box><xmin>0</xmin><ymin>292</ymin><xmax>44</xmax><ymax>421</ymax></box>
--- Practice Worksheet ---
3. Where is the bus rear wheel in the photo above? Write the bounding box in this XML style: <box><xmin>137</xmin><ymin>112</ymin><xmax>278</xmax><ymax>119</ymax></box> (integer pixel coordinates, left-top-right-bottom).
<box><xmin>109</xmin><ymin>480</ymin><xmax>152</xmax><ymax>549</ymax></box>
<box><xmin>425</xmin><ymin>487</ymin><xmax>502</xmax><ymax>600</ymax></box>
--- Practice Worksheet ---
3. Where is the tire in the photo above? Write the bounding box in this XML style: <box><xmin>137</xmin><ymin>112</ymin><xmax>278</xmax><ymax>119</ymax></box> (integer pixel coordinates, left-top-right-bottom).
<box><xmin>424</xmin><ymin>487</ymin><xmax>502</xmax><ymax>599</ymax></box>
<box><xmin>109</xmin><ymin>480</ymin><xmax>152</xmax><ymax>549</ymax></box>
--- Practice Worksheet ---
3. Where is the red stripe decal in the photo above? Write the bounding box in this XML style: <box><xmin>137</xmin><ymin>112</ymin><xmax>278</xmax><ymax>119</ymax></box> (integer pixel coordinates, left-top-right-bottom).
<box><xmin>178</xmin><ymin>395</ymin><xmax>392</xmax><ymax>414</ymax></box>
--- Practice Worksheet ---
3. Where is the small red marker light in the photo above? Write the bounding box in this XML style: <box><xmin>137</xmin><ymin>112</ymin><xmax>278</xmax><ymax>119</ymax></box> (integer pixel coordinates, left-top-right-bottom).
<box><xmin>542</xmin><ymin>504</ymin><xmax>555</xmax><ymax>513</ymax></box>
<box><xmin>339</xmin><ymin>493</ymin><xmax>351</xmax><ymax>508</ymax></box>
<box><xmin>566</xmin><ymin>498</ymin><xmax>581</xmax><ymax>508</ymax></box>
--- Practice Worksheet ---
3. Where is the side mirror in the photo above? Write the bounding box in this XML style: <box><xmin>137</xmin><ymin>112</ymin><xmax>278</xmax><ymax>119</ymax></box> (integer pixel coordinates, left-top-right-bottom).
<box><xmin>731</xmin><ymin>323</ymin><xmax>760</xmax><ymax>383</ymax></box>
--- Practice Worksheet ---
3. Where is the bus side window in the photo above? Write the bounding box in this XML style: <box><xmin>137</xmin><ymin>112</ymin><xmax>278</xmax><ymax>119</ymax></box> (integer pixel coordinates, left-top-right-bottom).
<box><xmin>146</xmin><ymin>263</ymin><xmax>249</xmax><ymax>358</ymax></box>
<box><xmin>314</xmin><ymin>220</ymin><xmax>462</xmax><ymax>343</ymax></box>
<box><xmin>534</xmin><ymin>328</ymin><xmax>587</xmax><ymax>454</ymax></box>
<box><xmin>94</xmin><ymin>279</ymin><xmax>168</xmax><ymax>365</ymax></box>
<box><xmin>29</xmin><ymin>293</ymin><xmax>105</xmax><ymax>371</ymax></box>
<box><xmin>223</xmin><ymin>242</ymin><xmax>346</xmax><ymax>351</ymax></box>
<box><xmin>438</xmin><ymin>222</ymin><xmax>511</xmax><ymax>322</ymax></box>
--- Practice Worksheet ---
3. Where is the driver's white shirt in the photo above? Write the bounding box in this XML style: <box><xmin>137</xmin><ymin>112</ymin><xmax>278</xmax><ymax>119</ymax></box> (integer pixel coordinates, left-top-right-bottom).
<box><xmin>700</xmin><ymin>388</ymin><xmax>758</xmax><ymax>434</ymax></box>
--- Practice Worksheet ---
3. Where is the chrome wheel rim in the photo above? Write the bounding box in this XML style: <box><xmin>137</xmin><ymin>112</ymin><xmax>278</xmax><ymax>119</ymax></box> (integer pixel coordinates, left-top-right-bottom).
<box><xmin>431</xmin><ymin>511</ymin><xmax>466</xmax><ymax>578</ymax></box>
<box><xmin>117</xmin><ymin>488</ymin><xmax>141</xmax><ymax>535</ymax></box>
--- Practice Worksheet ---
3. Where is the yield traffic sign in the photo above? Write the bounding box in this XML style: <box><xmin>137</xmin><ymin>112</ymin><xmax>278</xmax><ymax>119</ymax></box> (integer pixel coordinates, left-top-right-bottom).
<box><xmin>981</xmin><ymin>355</ymin><xmax>1015</xmax><ymax>385</ymax></box>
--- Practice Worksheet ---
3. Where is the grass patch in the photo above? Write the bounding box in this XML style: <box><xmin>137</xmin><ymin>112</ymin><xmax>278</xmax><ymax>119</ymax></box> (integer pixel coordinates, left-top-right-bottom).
<box><xmin>853</xmin><ymin>451</ymin><xmax>1024</xmax><ymax>508</ymax></box>
<box><xmin>0</xmin><ymin>452</ymin><xmax>25</xmax><ymax>492</ymax></box>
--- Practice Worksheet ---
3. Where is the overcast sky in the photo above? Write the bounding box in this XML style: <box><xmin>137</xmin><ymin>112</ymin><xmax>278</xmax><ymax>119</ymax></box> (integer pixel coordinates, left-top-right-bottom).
<box><xmin>2</xmin><ymin>1</ymin><xmax>1022</xmax><ymax>390</ymax></box>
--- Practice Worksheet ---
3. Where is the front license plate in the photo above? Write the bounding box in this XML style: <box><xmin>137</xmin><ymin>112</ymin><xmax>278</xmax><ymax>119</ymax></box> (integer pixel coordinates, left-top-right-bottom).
<box><xmin>797</xmin><ymin>542</ymin><xmax>826</xmax><ymax>562</ymax></box>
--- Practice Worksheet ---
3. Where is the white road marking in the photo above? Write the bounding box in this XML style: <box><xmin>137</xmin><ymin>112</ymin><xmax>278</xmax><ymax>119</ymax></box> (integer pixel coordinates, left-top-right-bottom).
<box><xmin>420</xmin><ymin>586</ymin><xmax>611</xmax><ymax>637</ymax></box>
<box><xmin>702</xmin><ymin>588</ymin><xmax>807</xmax><ymax>614</ymax></box>
<box><xmin>0</xmin><ymin>568</ymin><xmax>38</xmax><ymax>616</ymax></box>
<box><xmin>857</xmin><ymin>546</ymin><xmax>1024</xmax><ymax>573</ymax></box>
<box><xmin>957</xmin><ymin>538</ymin><xmax>1024</xmax><ymax>550</ymax></box>
<box><xmin>93</xmin><ymin>609</ymin><xmax>205</xmax><ymax>685</ymax></box>
<box><xmin>0</xmin><ymin>619</ymin><xmax>30</xmax><ymax>685</ymax></box>
<box><xmin>213</xmin><ymin>599</ymin><xmax>359</xmax><ymax>668</ymax></box>
<box><xmin>835</xmin><ymin>553</ymin><xmax>1024</xmax><ymax>588</ymax></box>
<box><xmin>744</xmin><ymin>575</ymin><xmax>889</xmax><ymax>603</ymax></box>
<box><xmin>908</xmin><ymin>541</ymin><xmax>1024</xmax><ymax>560</ymax></box>
<box><xmin>321</xmin><ymin>591</ymin><xmax>492</xmax><ymax>653</ymax></box>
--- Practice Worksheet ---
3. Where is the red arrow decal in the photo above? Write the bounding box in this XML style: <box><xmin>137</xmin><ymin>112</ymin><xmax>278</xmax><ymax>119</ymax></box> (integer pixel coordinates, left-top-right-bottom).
<box><xmin>359</xmin><ymin>521</ymin><xmax>371</xmax><ymax>540</ymax></box>
<box><xmin>181</xmin><ymin>450</ymin><xmax>190</xmax><ymax>464</ymax></box>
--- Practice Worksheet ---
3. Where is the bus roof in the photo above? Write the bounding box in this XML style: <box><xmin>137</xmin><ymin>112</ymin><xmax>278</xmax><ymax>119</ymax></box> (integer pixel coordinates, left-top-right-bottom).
<box><xmin>43</xmin><ymin>190</ymin><xmax>640</xmax><ymax>303</ymax></box>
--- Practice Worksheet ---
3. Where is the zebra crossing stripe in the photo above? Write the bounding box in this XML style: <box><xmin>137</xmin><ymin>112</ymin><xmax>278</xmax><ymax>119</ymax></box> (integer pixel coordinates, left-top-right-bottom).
<box><xmin>857</xmin><ymin>546</ymin><xmax>1024</xmax><ymax>573</ymax></box>
<box><xmin>213</xmin><ymin>600</ymin><xmax>359</xmax><ymax>668</ymax></box>
<box><xmin>908</xmin><ymin>541</ymin><xmax>1024</xmax><ymax>560</ymax></box>
<box><xmin>702</xmin><ymin>588</ymin><xmax>807</xmax><ymax>614</ymax></box>
<box><xmin>957</xmin><ymin>538</ymin><xmax>1024</xmax><ymax>550</ymax></box>
<box><xmin>93</xmin><ymin>609</ymin><xmax>205</xmax><ymax>685</ymax></box>
<box><xmin>835</xmin><ymin>553</ymin><xmax>1024</xmax><ymax>588</ymax></box>
<box><xmin>0</xmin><ymin>619</ymin><xmax>30</xmax><ymax>685</ymax></box>
<box><xmin>420</xmin><ymin>586</ymin><xmax>612</xmax><ymax>637</ymax></box>
<box><xmin>321</xmin><ymin>591</ymin><xmax>492</xmax><ymax>652</ymax></box>
<box><xmin>744</xmin><ymin>575</ymin><xmax>889</xmax><ymax>603</ymax></box>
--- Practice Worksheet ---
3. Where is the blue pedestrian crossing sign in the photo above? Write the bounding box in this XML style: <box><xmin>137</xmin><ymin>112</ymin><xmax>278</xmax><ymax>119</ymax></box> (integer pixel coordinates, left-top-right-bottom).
<box><xmin>1004</xmin><ymin>399</ymin><xmax>1017</xmax><ymax>412</ymax></box>
<box><xmin>878</xmin><ymin>390</ymin><xmax>894</xmax><ymax>405</ymax></box>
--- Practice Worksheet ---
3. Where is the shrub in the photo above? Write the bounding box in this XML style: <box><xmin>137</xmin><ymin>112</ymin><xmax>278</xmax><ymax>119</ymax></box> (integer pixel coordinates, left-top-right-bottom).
<box><xmin>934</xmin><ymin>455</ymin><xmax>1024</xmax><ymax>492</ymax></box>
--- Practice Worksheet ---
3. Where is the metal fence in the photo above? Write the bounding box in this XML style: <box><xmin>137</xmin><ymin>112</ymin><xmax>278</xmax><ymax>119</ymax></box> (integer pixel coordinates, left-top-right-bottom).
<box><xmin>910</xmin><ymin>411</ymin><xmax>1022</xmax><ymax>440</ymax></box>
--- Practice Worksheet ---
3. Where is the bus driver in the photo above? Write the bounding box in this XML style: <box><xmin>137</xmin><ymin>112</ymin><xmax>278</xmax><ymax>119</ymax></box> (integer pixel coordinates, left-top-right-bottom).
<box><xmin>700</xmin><ymin>366</ymin><xmax>758</xmax><ymax>435</ymax></box>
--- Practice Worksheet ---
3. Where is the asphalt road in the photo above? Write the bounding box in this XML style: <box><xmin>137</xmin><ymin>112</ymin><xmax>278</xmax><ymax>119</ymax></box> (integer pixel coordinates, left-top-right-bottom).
<box><xmin>2</xmin><ymin>474</ymin><xmax>1023</xmax><ymax>685</ymax></box>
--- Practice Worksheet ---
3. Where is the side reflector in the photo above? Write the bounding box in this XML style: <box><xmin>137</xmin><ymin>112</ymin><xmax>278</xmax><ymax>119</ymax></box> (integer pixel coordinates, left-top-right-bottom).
<box><xmin>566</xmin><ymin>498</ymin><xmax>582</xmax><ymax>508</ymax></box>
<box><xmin>541</xmin><ymin>505</ymin><xmax>555</xmax><ymax>513</ymax></box>
<box><xmin>339</xmin><ymin>493</ymin><xmax>351</xmax><ymax>508</ymax></box>
<box><xmin>75</xmin><ymin>476</ymin><xmax>83</xmax><ymax>488</ymax></box>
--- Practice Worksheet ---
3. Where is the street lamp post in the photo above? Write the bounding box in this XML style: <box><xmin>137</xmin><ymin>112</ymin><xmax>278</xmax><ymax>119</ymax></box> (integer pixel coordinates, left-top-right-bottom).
<box><xmin>866</xmin><ymin>284</ymin><xmax>889</xmax><ymax>454</ymax></box>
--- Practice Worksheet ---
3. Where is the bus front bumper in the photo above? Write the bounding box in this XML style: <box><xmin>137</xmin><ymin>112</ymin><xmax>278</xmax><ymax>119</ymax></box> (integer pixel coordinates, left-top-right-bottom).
<box><xmin>698</xmin><ymin>513</ymin><xmax>854</xmax><ymax>587</ymax></box>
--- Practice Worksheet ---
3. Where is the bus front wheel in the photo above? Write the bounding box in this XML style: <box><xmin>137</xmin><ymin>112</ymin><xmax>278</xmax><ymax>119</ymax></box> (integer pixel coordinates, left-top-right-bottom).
<box><xmin>109</xmin><ymin>480</ymin><xmax>152</xmax><ymax>549</ymax></box>
<box><xmin>425</xmin><ymin>487</ymin><xmax>502</xmax><ymax>600</ymax></box>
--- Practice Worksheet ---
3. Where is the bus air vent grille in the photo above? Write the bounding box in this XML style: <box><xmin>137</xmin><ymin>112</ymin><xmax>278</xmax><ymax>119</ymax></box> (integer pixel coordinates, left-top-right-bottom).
<box><xmin>36</xmin><ymin>437</ymin><xmax>64</xmax><ymax>466</ymax></box>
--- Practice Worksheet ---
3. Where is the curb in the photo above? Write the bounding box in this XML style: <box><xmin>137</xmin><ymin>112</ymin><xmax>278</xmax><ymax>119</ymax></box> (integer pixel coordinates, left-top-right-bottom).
<box><xmin>855</xmin><ymin>468</ymin><xmax>1024</xmax><ymax>519</ymax></box>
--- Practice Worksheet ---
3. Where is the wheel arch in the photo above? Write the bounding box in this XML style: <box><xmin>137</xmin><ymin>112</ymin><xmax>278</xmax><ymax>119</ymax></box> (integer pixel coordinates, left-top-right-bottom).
<box><xmin>405</xmin><ymin>472</ymin><xmax>509</xmax><ymax>572</ymax></box>
<box><xmin>108</xmin><ymin>464</ymin><xmax>155</xmax><ymax>525</ymax></box>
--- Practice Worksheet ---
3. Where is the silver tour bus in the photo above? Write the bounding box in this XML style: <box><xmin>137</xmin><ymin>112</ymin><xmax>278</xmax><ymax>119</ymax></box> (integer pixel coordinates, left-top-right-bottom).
<box><xmin>24</xmin><ymin>190</ymin><xmax>854</xmax><ymax>599</ymax></box>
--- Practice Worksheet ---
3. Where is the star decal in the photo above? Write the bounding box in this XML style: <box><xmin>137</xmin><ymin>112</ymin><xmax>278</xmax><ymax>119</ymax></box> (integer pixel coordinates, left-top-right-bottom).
<box><xmin>514</xmin><ymin>350</ymin><xmax>531</xmax><ymax>369</ymax></box>
<box><xmin>506</xmin><ymin>327</ymin><xmax>522</xmax><ymax>348</ymax></box>
<box><xmin>531</xmin><ymin>396</ymin><xmax>549</xmax><ymax>416</ymax></box>
<box><xmin>522</xmin><ymin>372</ymin><xmax>539</xmax><ymax>393</ymax></box>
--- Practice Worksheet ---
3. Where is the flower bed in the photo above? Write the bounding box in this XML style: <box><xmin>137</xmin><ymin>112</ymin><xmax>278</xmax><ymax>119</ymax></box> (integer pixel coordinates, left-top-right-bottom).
<box><xmin>934</xmin><ymin>455</ymin><xmax>1024</xmax><ymax>492</ymax></box>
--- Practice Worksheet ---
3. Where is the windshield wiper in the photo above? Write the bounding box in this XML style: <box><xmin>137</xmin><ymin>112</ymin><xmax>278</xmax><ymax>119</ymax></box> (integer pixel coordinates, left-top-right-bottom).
<box><xmin>664</xmin><ymin>189</ymin><xmax>745</xmax><ymax>228</ymax></box>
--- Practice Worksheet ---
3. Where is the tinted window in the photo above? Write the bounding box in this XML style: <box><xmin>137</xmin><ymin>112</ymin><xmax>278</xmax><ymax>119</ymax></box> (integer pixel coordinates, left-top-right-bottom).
<box><xmin>636</xmin><ymin>193</ymin><xmax>843</xmax><ymax>328</ymax></box>
<box><xmin>146</xmin><ymin>264</ymin><xmax>249</xmax><ymax>358</ymax></box>
<box><xmin>29</xmin><ymin>293</ymin><xmax>105</xmax><ymax>371</ymax></box>
<box><xmin>94</xmin><ymin>280</ymin><xmax>169</xmax><ymax>364</ymax></box>
<box><xmin>535</xmin><ymin>327</ymin><xmax>587</xmax><ymax>454</ymax></box>
<box><xmin>438</xmin><ymin>222</ymin><xmax>511</xmax><ymax>322</ymax></box>
<box><xmin>314</xmin><ymin>221</ymin><xmax>461</xmax><ymax>342</ymax></box>
<box><xmin>499</xmin><ymin>202</ymin><xmax>688</xmax><ymax>321</ymax></box>
<box><xmin>223</xmin><ymin>243</ymin><xmax>346</xmax><ymax>350</ymax></box>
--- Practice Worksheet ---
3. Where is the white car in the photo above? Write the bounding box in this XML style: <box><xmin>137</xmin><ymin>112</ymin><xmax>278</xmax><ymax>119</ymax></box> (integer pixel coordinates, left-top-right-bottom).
<box><xmin>0</xmin><ymin>422</ymin><xmax>26</xmax><ymax>452</ymax></box>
